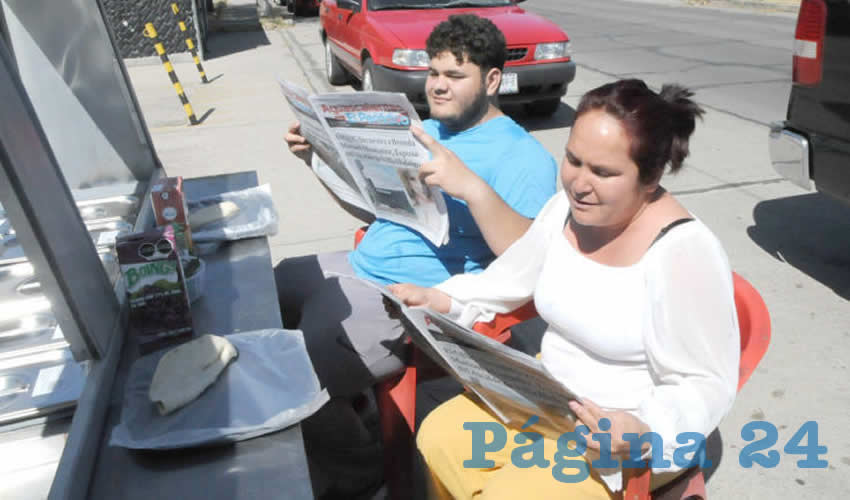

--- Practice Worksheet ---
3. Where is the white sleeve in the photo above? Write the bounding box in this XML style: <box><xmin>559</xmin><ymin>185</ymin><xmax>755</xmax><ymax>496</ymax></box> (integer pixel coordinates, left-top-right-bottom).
<box><xmin>435</xmin><ymin>193</ymin><xmax>567</xmax><ymax>327</ymax></box>
<box><xmin>635</xmin><ymin>224</ymin><xmax>740</xmax><ymax>472</ymax></box>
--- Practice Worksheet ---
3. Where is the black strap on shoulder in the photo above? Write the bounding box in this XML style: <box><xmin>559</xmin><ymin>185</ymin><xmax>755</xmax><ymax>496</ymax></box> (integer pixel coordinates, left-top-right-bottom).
<box><xmin>565</xmin><ymin>213</ymin><xmax>694</xmax><ymax>247</ymax></box>
<box><xmin>650</xmin><ymin>218</ymin><xmax>694</xmax><ymax>247</ymax></box>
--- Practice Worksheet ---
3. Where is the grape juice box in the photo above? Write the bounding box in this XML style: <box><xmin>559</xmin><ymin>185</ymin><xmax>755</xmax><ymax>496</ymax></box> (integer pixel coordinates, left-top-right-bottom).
<box><xmin>117</xmin><ymin>225</ymin><xmax>193</xmax><ymax>354</ymax></box>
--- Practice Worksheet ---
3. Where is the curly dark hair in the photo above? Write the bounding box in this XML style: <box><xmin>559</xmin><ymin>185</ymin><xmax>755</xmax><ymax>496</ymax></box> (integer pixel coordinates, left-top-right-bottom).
<box><xmin>425</xmin><ymin>14</ymin><xmax>506</xmax><ymax>72</ymax></box>
<box><xmin>576</xmin><ymin>79</ymin><xmax>705</xmax><ymax>185</ymax></box>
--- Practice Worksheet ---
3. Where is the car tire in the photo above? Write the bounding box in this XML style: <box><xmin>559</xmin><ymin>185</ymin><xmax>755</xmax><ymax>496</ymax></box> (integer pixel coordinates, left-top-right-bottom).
<box><xmin>526</xmin><ymin>98</ymin><xmax>561</xmax><ymax>117</ymax></box>
<box><xmin>325</xmin><ymin>39</ymin><xmax>348</xmax><ymax>85</ymax></box>
<box><xmin>362</xmin><ymin>59</ymin><xmax>375</xmax><ymax>91</ymax></box>
<box><xmin>286</xmin><ymin>0</ymin><xmax>295</xmax><ymax>13</ymax></box>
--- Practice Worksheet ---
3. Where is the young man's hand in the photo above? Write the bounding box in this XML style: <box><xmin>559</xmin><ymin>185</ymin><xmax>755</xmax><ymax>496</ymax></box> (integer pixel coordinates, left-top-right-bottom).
<box><xmin>409</xmin><ymin>125</ymin><xmax>533</xmax><ymax>256</ymax></box>
<box><xmin>285</xmin><ymin>121</ymin><xmax>313</xmax><ymax>165</ymax></box>
<box><xmin>388</xmin><ymin>283</ymin><xmax>452</xmax><ymax>314</ymax></box>
<box><xmin>412</xmin><ymin>125</ymin><xmax>488</xmax><ymax>203</ymax></box>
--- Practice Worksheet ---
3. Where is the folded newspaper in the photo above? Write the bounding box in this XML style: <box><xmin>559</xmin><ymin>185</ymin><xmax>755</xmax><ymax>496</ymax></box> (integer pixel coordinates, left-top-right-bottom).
<box><xmin>278</xmin><ymin>79</ymin><xmax>449</xmax><ymax>246</ymax></box>
<box><xmin>380</xmin><ymin>289</ymin><xmax>580</xmax><ymax>436</ymax></box>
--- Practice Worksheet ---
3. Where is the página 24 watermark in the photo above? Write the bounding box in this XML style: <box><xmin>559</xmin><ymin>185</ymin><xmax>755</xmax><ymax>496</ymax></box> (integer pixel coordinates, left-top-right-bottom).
<box><xmin>462</xmin><ymin>417</ymin><xmax>828</xmax><ymax>483</ymax></box>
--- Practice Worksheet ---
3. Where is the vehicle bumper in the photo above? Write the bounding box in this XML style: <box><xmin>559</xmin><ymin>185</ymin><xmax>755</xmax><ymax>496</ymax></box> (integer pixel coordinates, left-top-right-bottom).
<box><xmin>371</xmin><ymin>65</ymin><xmax>429</xmax><ymax>107</ymax></box>
<box><xmin>372</xmin><ymin>61</ymin><xmax>577</xmax><ymax>110</ymax></box>
<box><xmin>769</xmin><ymin>122</ymin><xmax>812</xmax><ymax>191</ymax></box>
<box><xmin>770</xmin><ymin>122</ymin><xmax>850</xmax><ymax>203</ymax></box>
<box><xmin>499</xmin><ymin>61</ymin><xmax>576</xmax><ymax>106</ymax></box>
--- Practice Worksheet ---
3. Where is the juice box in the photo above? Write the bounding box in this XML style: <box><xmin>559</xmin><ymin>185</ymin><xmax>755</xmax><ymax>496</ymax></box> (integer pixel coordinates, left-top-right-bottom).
<box><xmin>116</xmin><ymin>225</ymin><xmax>193</xmax><ymax>354</ymax></box>
<box><xmin>150</xmin><ymin>176</ymin><xmax>193</xmax><ymax>253</ymax></box>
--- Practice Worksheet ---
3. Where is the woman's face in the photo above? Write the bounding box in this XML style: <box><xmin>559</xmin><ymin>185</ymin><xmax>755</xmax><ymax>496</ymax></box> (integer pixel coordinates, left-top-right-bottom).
<box><xmin>561</xmin><ymin>110</ymin><xmax>656</xmax><ymax>229</ymax></box>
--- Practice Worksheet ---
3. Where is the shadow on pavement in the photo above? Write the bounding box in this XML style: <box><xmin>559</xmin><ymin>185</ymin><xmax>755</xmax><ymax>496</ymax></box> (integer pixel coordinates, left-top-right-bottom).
<box><xmin>505</xmin><ymin>101</ymin><xmax>577</xmax><ymax>132</ymax></box>
<box><xmin>748</xmin><ymin>193</ymin><xmax>850</xmax><ymax>299</ymax></box>
<box><xmin>292</xmin><ymin>12</ymin><xmax>321</xmax><ymax>20</ymax></box>
<box><xmin>197</xmin><ymin>107</ymin><xmax>216</xmax><ymax>124</ymax></box>
<box><xmin>205</xmin><ymin>30</ymin><xmax>271</xmax><ymax>59</ymax></box>
<box><xmin>704</xmin><ymin>428</ymin><xmax>723</xmax><ymax>482</ymax></box>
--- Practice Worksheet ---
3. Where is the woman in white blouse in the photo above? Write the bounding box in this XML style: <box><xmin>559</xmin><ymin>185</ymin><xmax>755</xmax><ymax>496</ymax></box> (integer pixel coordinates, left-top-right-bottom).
<box><xmin>390</xmin><ymin>79</ymin><xmax>740</xmax><ymax>499</ymax></box>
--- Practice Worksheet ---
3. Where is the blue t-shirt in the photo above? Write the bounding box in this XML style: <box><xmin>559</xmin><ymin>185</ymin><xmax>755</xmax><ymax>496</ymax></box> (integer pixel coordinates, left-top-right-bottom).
<box><xmin>348</xmin><ymin>115</ymin><xmax>558</xmax><ymax>287</ymax></box>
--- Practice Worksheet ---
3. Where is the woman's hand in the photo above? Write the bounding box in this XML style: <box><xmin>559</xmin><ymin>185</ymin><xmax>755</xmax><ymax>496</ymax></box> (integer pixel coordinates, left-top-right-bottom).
<box><xmin>285</xmin><ymin>121</ymin><xmax>312</xmax><ymax>165</ymax></box>
<box><xmin>569</xmin><ymin>398</ymin><xmax>652</xmax><ymax>458</ymax></box>
<box><xmin>388</xmin><ymin>283</ymin><xmax>452</xmax><ymax>314</ymax></box>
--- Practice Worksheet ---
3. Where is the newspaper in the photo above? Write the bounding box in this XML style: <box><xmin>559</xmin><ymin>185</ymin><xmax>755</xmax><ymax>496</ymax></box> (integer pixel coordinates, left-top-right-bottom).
<box><xmin>380</xmin><ymin>290</ymin><xmax>580</xmax><ymax>436</ymax></box>
<box><xmin>278</xmin><ymin>79</ymin><xmax>449</xmax><ymax>246</ymax></box>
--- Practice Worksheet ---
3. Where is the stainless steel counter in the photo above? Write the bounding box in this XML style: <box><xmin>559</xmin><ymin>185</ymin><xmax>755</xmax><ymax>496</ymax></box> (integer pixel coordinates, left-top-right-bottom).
<box><xmin>0</xmin><ymin>414</ymin><xmax>73</xmax><ymax>500</ymax></box>
<box><xmin>53</xmin><ymin>171</ymin><xmax>313</xmax><ymax>500</ymax></box>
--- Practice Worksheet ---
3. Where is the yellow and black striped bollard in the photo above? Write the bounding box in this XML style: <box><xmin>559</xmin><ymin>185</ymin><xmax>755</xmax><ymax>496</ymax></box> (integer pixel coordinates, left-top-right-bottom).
<box><xmin>171</xmin><ymin>3</ymin><xmax>208</xmax><ymax>83</ymax></box>
<box><xmin>143</xmin><ymin>22</ymin><xmax>199</xmax><ymax>126</ymax></box>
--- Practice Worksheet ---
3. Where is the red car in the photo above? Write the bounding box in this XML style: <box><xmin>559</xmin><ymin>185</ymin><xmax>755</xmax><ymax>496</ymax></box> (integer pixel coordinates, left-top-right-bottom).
<box><xmin>320</xmin><ymin>0</ymin><xmax>575</xmax><ymax>116</ymax></box>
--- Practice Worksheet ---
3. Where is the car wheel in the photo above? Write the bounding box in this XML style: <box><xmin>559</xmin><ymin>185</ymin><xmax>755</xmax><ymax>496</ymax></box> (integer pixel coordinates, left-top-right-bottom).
<box><xmin>286</xmin><ymin>0</ymin><xmax>295</xmax><ymax>13</ymax></box>
<box><xmin>526</xmin><ymin>98</ymin><xmax>561</xmax><ymax>117</ymax></box>
<box><xmin>362</xmin><ymin>59</ymin><xmax>375</xmax><ymax>91</ymax></box>
<box><xmin>325</xmin><ymin>39</ymin><xmax>348</xmax><ymax>85</ymax></box>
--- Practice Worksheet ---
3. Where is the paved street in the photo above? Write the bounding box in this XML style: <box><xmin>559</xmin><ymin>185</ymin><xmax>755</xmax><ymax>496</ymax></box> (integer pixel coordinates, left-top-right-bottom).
<box><xmin>126</xmin><ymin>0</ymin><xmax>850</xmax><ymax>497</ymax></box>
<box><xmin>528</xmin><ymin>0</ymin><xmax>796</xmax><ymax>126</ymax></box>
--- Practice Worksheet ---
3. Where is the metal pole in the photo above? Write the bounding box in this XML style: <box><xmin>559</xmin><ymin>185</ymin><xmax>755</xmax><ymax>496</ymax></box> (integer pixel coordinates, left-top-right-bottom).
<box><xmin>189</xmin><ymin>0</ymin><xmax>208</xmax><ymax>62</ymax></box>
<box><xmin>171</xmin><ymin>3</ymin><xmax>209</xmax><ymax>83</ymax></box>
<box><xmin>143</xmin><ymin>22</ymin><xmax>199</xmax><ymax>125</ymax></box>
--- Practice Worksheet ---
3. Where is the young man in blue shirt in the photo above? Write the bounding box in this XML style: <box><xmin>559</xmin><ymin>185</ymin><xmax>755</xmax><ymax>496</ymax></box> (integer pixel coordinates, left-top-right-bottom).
<box><xmin>279</xmin><ymin>14</ymin><xmax>558</xmax><ymax>497</ymax></box>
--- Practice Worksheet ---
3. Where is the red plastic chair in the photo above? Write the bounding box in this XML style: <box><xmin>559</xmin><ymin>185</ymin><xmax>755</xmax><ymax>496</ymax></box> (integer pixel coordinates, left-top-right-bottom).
<box><xmin>353</xmin><ymin>226</ymin><xmax>369</xmax><ymax>247</ymax></box>
<box><xmin>623</xmin><ymin>272</ymin><xmax>771</xmax><ymax>500</ymax></box>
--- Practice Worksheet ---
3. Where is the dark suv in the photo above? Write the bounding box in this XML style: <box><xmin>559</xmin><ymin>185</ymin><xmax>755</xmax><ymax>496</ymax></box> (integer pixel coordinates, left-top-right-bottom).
<box><xmin>769</xmin><ymin>0</ymin><xmax>850</xmax><ymax>203</ymax></box>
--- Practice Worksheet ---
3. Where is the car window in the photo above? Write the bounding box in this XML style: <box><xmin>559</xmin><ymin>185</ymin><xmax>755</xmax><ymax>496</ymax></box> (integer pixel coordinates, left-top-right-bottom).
<box><xmin>369</xmin><ymin>0</ymin><xmax>512</xmax><ymax>11</ymax></box>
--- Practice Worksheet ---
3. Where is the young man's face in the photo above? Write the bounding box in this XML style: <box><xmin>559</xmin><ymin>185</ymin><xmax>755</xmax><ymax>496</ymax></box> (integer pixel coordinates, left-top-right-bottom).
<box><xmin>425</xmin><ymin>51</ymin><xmax>500</xmax><ymax>131</ymax></box>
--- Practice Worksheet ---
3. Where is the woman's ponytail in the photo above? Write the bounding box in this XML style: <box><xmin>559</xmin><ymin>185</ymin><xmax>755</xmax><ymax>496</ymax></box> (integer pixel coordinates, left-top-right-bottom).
<box><xmin>659</xmin><ymin>84</ymin><xmax>705</xmax><ymax>173</ymax></box>
<box><xmin>576</xmin><ymin>79</ymin><xmax>705</xmax><ymax>184</ymax></box>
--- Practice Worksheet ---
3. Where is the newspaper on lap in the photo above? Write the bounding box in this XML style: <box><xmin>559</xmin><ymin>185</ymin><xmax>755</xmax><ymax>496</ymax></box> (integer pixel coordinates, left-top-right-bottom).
<box><xmin>279</xmin><ymin>79</ymin><xmax>449</xmax><ymax>246</ymax></box>
<box><xmin>379</xmin><ymin>288</ymin><xmax>580</xmax><ymax>437</ymax></box>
